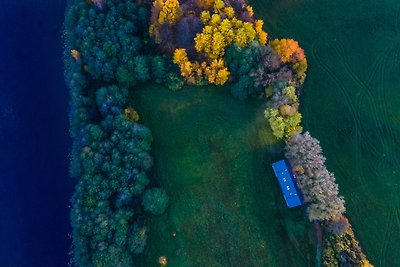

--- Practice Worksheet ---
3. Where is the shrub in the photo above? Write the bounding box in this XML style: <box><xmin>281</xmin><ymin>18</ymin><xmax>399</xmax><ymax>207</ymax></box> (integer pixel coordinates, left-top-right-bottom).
<box><xmin>323</xmin><ymin>228</ymin><xmax>368</xmax><ymax>267</ymax></box>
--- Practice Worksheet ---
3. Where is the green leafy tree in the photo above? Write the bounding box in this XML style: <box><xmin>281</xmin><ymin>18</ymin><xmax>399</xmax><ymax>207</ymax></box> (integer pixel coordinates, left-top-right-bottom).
<box><xmin>142</xmin><ymin>188</ymin><xmax>169</xmax><ymax>215</ymax></box>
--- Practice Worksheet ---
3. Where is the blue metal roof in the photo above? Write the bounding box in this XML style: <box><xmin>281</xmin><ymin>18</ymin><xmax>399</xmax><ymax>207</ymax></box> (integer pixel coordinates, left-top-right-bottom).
<box><xmin>272</xmin><ymin>160</ymin><xmax>302</xmax><ymax>208</ymax></box>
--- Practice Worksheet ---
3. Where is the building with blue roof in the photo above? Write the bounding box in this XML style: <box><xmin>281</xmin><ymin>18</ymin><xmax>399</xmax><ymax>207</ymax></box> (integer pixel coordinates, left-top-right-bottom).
<box><xmin>272</xmin><ymin>160</ymin><xmax>302</xmax><ymax>208</ymax></box>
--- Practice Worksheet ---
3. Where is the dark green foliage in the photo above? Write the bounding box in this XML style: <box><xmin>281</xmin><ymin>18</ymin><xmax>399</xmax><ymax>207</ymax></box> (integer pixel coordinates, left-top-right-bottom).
<box><xmin>231</xmin><ymin>76</ymin><xmax>253</xmax><ymax>100</ymax></box>
<box><xmin>151</xmin><ymin>56</ymin><xmax>169</xmax><ymax>84</ymax></box>
<box><xmin>133</xmin><ymin>56</ymin><xmax>150</xmax><ymax>82</ymax></box>
<box><xmin>66</xmin><ymin>62</ymin><xmax>99</xmax><ymax>178</ymax></box>
<box><xmin>225</xmin><ymin>41</ymin><xmax>283</xmax><ymax>99</ymax></box>
<box><xmin>166</xmin><ymin>72</ymin><xmax>185</xmax><ymax>91</ymax></box>
<box><xmin>71</xmin><ymin>112</ymin><xmax>155</xmax><ymax>266</ymax></box>
<box><xmin>96</xmin><ymin>85</ymin><xmax>128</xmax><ymax>116</ymax></box>
<box><xmin>142</xmin><ymin>188</ymin><xmax>169</xmax><ymax>215</ymax></box>
<box><xmin>65</xmin><ymin>0</ymin><xmax>150</xmax><ymax>83</ymax></box>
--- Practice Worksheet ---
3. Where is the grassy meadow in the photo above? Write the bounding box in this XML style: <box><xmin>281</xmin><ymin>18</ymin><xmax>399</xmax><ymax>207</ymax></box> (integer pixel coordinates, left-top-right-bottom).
<box><xmin>249</xmin><ymin>0</ymin><xmax>400</xmax><ymax>266</ymax></box>
<box><xmin>131</xmin><ymin>85</ymin><xmax>316</xmax><ymax>266</ymax></box>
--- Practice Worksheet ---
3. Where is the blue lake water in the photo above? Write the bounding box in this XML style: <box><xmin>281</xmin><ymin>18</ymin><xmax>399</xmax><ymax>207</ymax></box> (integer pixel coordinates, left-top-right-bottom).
<box><xmin>0</xmin><ymin>0</ymin><xmax>72</xmax><ymax>266</ymax></box>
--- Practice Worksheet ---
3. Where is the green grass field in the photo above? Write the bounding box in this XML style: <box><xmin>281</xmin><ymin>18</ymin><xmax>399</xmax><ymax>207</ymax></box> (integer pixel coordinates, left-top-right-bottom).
<box><xmin>130</xmin><ymin>85</ymin><xmax>316</xmax><ymax>266</ymax></box>
<box><xmin>249</xmin><ymin>0</ymin><xmax>400</xmax><ymax>266</ymax></box>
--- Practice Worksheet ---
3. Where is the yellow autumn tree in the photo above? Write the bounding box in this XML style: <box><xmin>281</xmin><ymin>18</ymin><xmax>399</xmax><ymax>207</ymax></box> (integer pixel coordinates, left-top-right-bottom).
<box><xmin>223</xmin><ymin>6</ymin><xmax>235</xmax><ymax>19</ymax></box>
<box><xmin>204</xmin><ymin>59</ymin><xmax>230</xmax><ymax>85</ymax></box>
<box><xmin>162</xmin><ymin>0</ymin><xmax>269</xmax><ymax>86</ymax></box>
<box><xmin>255</xmin><ymin>20</ymin><xmax>268</xmax><ymax>45</ymax></box>
<box><xmin>213</xmin><ymin>0</ymin><xmax>225</xmax><ymax>12</ymax></box>
<box><xmin>246</xmin><ymin>5</ymin><xmax>254</xmax><ymax>17</ymax></box>
<box><xmin>173</xmin><ymin>48</ymin><xmax>189</xmax><ymax>65</ymax></box>
<box><xmin>149</xmin><ymin>0</ymin><xmax>181</xmax><ymax>43</ymax></box>
<box><xmin>158</xmin><ymin>0</ymin><xmax>181</xmax><ymax>24</ymax></box>
<box><xmin>200</xmin><ymin>11</ymin><xmax>211</xmax><ymax>24</ymax></box>
<box><xmin>173</xmin><ymin>49</ymin><xmax>208</xmax><ymax>84</ymax></box>
<box><xmin>194</xmin><ymin>16</ymin><xmax>257</xmax><ymax>60</ymax></box>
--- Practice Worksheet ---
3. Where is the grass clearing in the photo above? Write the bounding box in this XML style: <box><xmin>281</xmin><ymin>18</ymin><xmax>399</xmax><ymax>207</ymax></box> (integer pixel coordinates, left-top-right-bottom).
<box><xmin>131</xmin><ymin>84</ymin><xmax>315</xmax><ymax>266</ymax></box>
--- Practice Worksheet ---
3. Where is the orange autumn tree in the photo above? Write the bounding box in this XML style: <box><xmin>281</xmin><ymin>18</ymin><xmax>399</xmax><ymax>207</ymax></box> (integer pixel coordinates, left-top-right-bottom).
<box><xmin>270</xmin><ymin>38</ymin><xmax>307</xmax><ymax>81</ymax></box>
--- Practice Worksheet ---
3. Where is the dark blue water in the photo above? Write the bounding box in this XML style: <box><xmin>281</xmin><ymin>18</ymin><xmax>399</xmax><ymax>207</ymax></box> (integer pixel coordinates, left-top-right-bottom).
<box><xmin>0</xmin><ymin>1</ymin><xmax>73</xmax><ymax>266</ymax></box>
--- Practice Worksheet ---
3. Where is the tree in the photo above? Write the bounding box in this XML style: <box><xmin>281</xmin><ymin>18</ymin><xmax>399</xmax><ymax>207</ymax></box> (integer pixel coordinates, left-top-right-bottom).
<box><xmin>134</xmin><ymin>56</ymin><xmax>150</xmax><ymax>82</ymax></box>
<box><xmin>285</xmin><ymin>132</ymin><xmax>346</xmax><ymax>221</ymax></box>
<box><xmin>204</xmin><ymin>59</ymin><xmax>230</xmax><ymax>85</ymax></box>
<box><xmin>96</xmin><ymin>85</ymin><xmax>128</xmax><ymax>116</ymax></box>
<box><xmin>270</xmin><ymin>38</ymin><xmax>308</xmax><ymax>83</ymax></box>
<box><xmin>142</xmin><ymin>188</ymin><xmax>169</xmax><ymax>215</ymax></box>
<box><xmin>264</xmin><ymin>107</ymin><xmax>302</xmax><ymax>140</ymax></box>
<box><xmin>270</xmin><ymin>38</ymin><xmax>300</xmax><ymax>62</ymax></box>
<box><xmin>255</xmin><ymin>20</ymin><xmax>267</xmax><ymax>45</ymax></box>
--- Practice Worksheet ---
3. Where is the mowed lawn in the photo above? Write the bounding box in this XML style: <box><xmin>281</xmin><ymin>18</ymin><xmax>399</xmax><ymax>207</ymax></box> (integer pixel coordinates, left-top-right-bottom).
<box><xmin>131</xmin><ymin>84</ymin><xmax>315</xmax><ymax>267</ymax></box>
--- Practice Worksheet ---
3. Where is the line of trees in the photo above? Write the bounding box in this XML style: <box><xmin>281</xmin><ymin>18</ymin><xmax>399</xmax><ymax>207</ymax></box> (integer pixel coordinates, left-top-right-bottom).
<box><xmin>64</xmin><ymin>0</ymin><xmax>170</xmax><ymax>266</ymax></box>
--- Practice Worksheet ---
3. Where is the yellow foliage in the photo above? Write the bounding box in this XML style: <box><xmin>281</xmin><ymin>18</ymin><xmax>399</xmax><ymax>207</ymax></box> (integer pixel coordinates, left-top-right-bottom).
<box><xmin>361</xmin><ymin>259</ymin><xmax>374</xmax><ymax>267</ymax></box>
<box><xmin>246</xmin><ymin>5</ymin><xmax>254</xmax><ymax>17</ymax></box>
<box><xmin>166</xmin><ymin>0</ymin><xmax>272</xmax><ymax>87</ymax></box>
<box><xmin>234</xmin><ymin>22</ymin><xmax>256</xmax><ymax>47</ymax></box>
<box><xmin>283</xmin><ymin>86</ymin><xmax>297</xmax><ymax>102</ymax></box>
<box><xmin>200</xmin><ymin>11</ymin><xmax>211</xmax><ymax>24</ymax></box>
<box><xmin>292</xmin><ymin>58</ymin><xmax>308</xmax><ymax>79</ymax></box>
<box><xmin>215</xmin><ymin>67</ymin><xmax>230</xmax><ymax>85</ymax></box>
<box><xmin>220</xmin><ymin>19</ymin><xmax>234</xmax><ymax>43</ymax></box>
<box><xmin>150</xmin><ymin>0</ymin><xmax>181</xmax><ymax>43</ymax></box>
<box><xmin>173</xmin><ymin>48</ymin><xmax>189</xmax><ymax>65</ymax></box>
<box><xmin>180</xmin><ymin>61</ymin><xmax>193</xmax><ymax>77</ymax></box>
<box><xmin>124</xmin><ymin>108</ymin><xmax>140</xmax><ymax>122</ymax></box>
<box><xmin>205</xmin><ymin>59</ymin><xmax>230</xmax><ymax>85</ymax></box>
<box><xmin>157</xmin><ymin>0</ymin><xmax>181</xmax><ymax>25</ymax></box>
<box><xmin>223</xmin><ymin>7</ymin><xmax>235</xmax><ymax>19</ymax></box>
<box><xmin>231</xmin><ymin>17</ymin><xmax>243</xmax><ymax>28</ymax></box>
<box><xmin>265</xmin><ymin>107</ymin><xmax>302</xmax><ymax>140</ymax></box>
<box><xmin>213</xmin><ymin>0</ymin><xmax>225</xmax><ymax>12</ymax></box>
<box><xmin>255</xmin><ymin>20</ymin><xmax>268</xmax><ymax>45</ymax></box>
<box><xmin>210</xmin><ymin>14</ymin><xmax>221</xmax><ymax>26</ymax></box>
<box><xmin>195</xmin><ymin>16</ymin><xmax>257</xmax><ymax>60</ymax></box>
<box><xmin>211</xmin><ymin>31</ymin><xmax>226</xmax><ymax>58</ymax></box>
